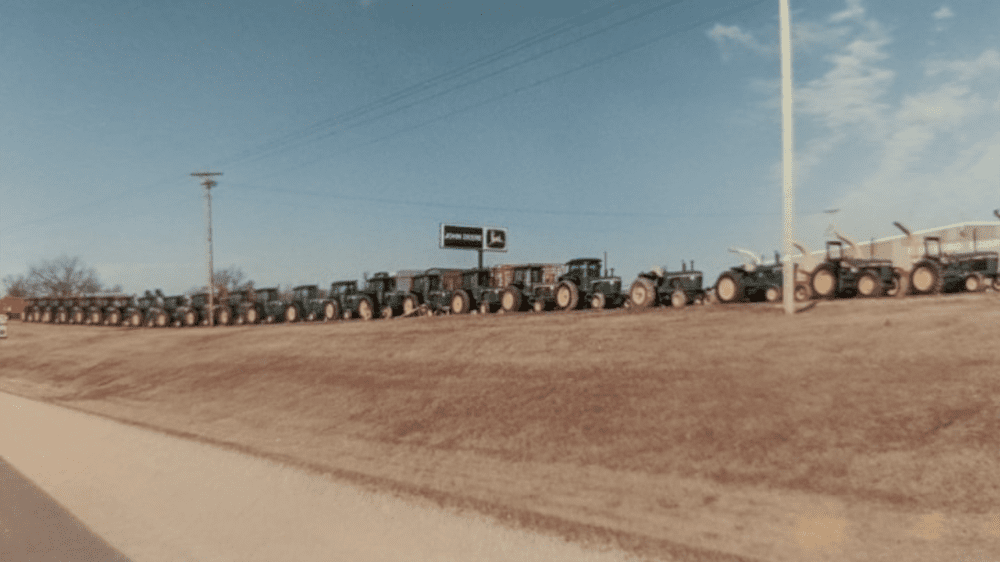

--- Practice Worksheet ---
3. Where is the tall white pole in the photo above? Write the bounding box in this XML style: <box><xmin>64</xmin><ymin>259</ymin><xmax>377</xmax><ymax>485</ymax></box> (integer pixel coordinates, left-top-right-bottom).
<box><xmin>779</xmin><ymin>0</ymin><xmax>795</xmax><ymax>315</ymax></box>
<box><xmin>192</xmin><ymin>172</ymin><xmax>222</xmax><ymax>326</ymax></box>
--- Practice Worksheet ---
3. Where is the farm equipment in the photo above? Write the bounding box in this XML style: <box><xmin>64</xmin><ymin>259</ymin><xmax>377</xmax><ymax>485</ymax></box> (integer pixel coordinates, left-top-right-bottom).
<box><xmin>714</xmin><ymin>250</ymin><xmax>812</xmax><ymax>304</ymax></box>
<box><xmin>908</xmin><ymin>236</ymin><xmax>999</xmax><ymax>294</ymax></box>
<box><xmin>809</xmin><ymin>234</ymin><xmax>898</xmax><ymax>299</ymax></box>
<box><xmin>251</xmin><ymin>287</ymin><xmax>291</xmax><ymax>323</ymax></box>
<box><xmin>496</xmin><ymin>264</ymin><xmax>549</xmax><ymax>313</ymax></box>
<box><xmin>548</xmin><ymin>258</ymin><xmax>624</xmax><ymax>311</ymax></box>
<box><xmin>54</xmin><ymin>298</ymin><xmax>72</xmax><ymax>324</ymax></box>
<box><xmin>188</xmin><ymin>292</ymin><xmax>224</xmax><ymax>325</ymax></box>
<box><xmin>159</xmin><ymin>295</ymin><xmax>190</xmax><ymax>327</ymax></box>
<box><xmin>129</xmin><ymin>290</ymin><xmax>169</xmax><ymax>327</ymax></box>
<box><xmin>630</xmin><ymin>261</ymin><xmax>707</xmax><ymax>308</ymax></box>
<box><xmin>460</xmin><ymin>268</ymin><xmax>500</xmax><ymax>314</ymax></box>
<box><xmin>338</xmin><ymin>273</ymin><xmax>401</xmax><ymax>320</ymax></box>
<box><xmin>102</xmin><ymin>296</ymin><xmax>129</xmax><ymax>326</ymax></box>
<box><xmin>69</xmin><ymin>297</ymin><xmax>89</xmax><ymax>324</ymax></box>
<box><xmin>405</xmin><ymin>268</ymin><xmax>471</xmax><ymax>316</ymax></box>
<box><xmin>86</xmin><ymin>297</ymin><xmax>106</xmax><ymax>325</ymax></box>
<box><xmin>289</xmin><ymin>285</ymin><xmax>337</xmax><ymax>322</ymax></box>
<box><xmin>37</xmin><ymin>298</ymin><xmax>57</xmax><ymax>323</ymax></box>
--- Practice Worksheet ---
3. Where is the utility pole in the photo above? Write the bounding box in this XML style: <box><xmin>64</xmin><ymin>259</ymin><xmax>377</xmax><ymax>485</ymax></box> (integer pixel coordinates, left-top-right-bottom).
<box><xmin>192</xmin><ymin>171</ymin><xmax>222</xmax><ymax>327</ymax></box>
<box><xmin>779</xmin><ymin>0</ymin><xmax>795</xmax><ymax>315</ymax></box>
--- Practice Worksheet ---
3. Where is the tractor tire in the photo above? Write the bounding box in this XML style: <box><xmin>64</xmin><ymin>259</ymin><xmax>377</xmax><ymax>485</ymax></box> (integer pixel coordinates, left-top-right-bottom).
<box><xmin>183</xmin><ymin>310</ymin><xmax>197</xmax><ymax>327</ymax></box>
<box><xmin>217</xmin><ymin>308</ymin><xmax>231</xmax><ymax>326</ymax></box>
<box><xmin>910</xmin><ymin>261</ymin><xmax>943</xmax><ymax>295</ymax></box>
<box><xmin>532</xmin><ymin>299</ymin><xmax>545</xmax><ymax>313</ymax></box>
<box><xmin>715</xmin><ymin>272</ymin><xmax>743</xmax><ymax>303</ymax></box>
<box><xmin>794</xmin><ymin>282</ymin><xmax>812</xmax><ymax>302</ymax></box>
<box><xmin>108</xmin><ymin>311</ymin><xmax>121</xmax><ymax>326</ymax></box>
<box><xmin>628</xmin><ymin>277</ymin><xmax>657</xmax><ymax>309</ymax></box>
<box><xmin>307</xmin><ymin>311</ymin><xmax>316</xmax><ymax>322</ymax></box>
<box><xmin>765</xmin><ymin>286</ymin><xmax>781</xmax><ymax>303</ymax></box>
<box><xmin>357</xmin><ymin>298</ymin><xmax>374</xmax><ymax>321</ymax></box>
<box><xmin>590</xmin><ymin>293</ymin><xmax>606</xmax><ymax>310</ymax></box>
<box><xmin>343</xmin><ymin>311</ymin><xmax>352</xmax><ymax>320</ymax></box>
<box><xmin>810</xmin><ymin>264</ymin><xmax>838</xmax><ymax>299</ymax></box>
<box><xmin>74</xmin><ymin>311</ymin><xmax>85</xmax><ymax>324</ymax></box>
<box><xmin>402</xmin><ymin>295</ymin><xmax>419</xmax><ymax>316</ymax></box>
<box><xmin>450</xmin><ymin>290</ymin><xmax>470</xmax><ymax>314</ymax></box>
<box><xmin>129</xmin><ymin>311</ymin><xmax>142</xmax><ymax>327</ymax></box>
<box><xmin>42</xmin><ymin>310</ymin><xmax>52</xmax><ymax>323</ymax></box>
<box><xmin>886</xmin><ymin>269</ymin><xmax>903</xmax><ymax>297</ymax></box>
<box><xmin>670</xmin><ymin>289</ymin><xmax>688</xmax><ymax>308</ymax></box>
<box><xmin>245</xmin><ymin>307</ymin><xmax>259</xmax><ymax>325</ymax></box>
<box><xmin>324</xmin><ymin>301</ymin><xmax>338</xmax><ymax>321</ymax></box>
<box><xmin>57</xmin><ymin>310</ymin><xmax>67</xmax><ymax>324</ymax></box>
<box><xmin>381</xmin><ymin>306</ymin><xmax>393</xmax><ymax>320</ymax></box>
<box><xmin>478</xmin><ymin>302</ymin><xmax>491</xmax><ymax>315</ymax></box>
<box><xmin>856</xmin><ymin>270</ymin><xmax>884</xmax><ymax>298</ymax></box>
<box><xmin>555</xmin><ymin>282</ymin><xmax>579</xmax><ymax>311</ymax></box>
<box><xmin>154</xmin><ymin>312</ymin><xmax>168</xmax><ymax>327</ymax></box>
<box><xmin>284</xmin><ymin>305</ymin><xmax>298</xmax><ymax>323</ymax></box>
<box><xmin>501</xmin><ymin>288</ymin><xmax>521</xmax><ymax>313</ymax></box>
<box><xmin>964</xmin><ymin>273</ymin><xmax>985</xmax><ymax>293</ymax></box>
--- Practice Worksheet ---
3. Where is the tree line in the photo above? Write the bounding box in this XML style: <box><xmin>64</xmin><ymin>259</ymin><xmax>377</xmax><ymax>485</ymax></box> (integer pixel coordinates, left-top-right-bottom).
<box><xmin>2</xmin><ymin>256</ymin><xmax>252</xmax><ymax>300</ymax></box>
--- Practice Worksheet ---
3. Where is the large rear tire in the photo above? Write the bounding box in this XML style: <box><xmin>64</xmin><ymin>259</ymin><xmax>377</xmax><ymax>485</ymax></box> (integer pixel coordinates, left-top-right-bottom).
<box><xmin>715</xmin><ymin>272</ymin><xmax>742</xmax><ymax>303</ymax></box>
<box><xmin>555</xmin><ymin>282</ymin><xmax>579</xmax><ymax>311</ymax></box>
<box><xmin>450</xmin><ymin>290</ymin><xmax>470</xmax><ymax>314</ymax></box>
<box><xmin>810</xmin><ymin>264</ymin><xmax>838</xmax><ymax>299</ymax></box>
<box><xmin>910</xmin><ymin>261</ymin><xmax>942</xmax><ymax>295</ymax></box>
<box><xmin>357</xmin><ymin>298</ymin><xmax>374</xmax><ymax>321</ymax></box>
<box><xmin>856</xmin><ymin>270</ymin><xmax>883</xmax><ymax>298</ymax></box>
<box><xmin>501</xmin><ymin>288</ymin><xmax>521</xmax><ymax>313</ymax></box>
<box><xmin>324</xmin><ymin>301</ymin><xmax>338</xmax><ymax>321</ymax></box>
<box><xmin>402</xmin><ymin>295</ymin><xmax>419</xmax><ymax>316</ymax></box>
<box><xmin>629</xmin><ymin>277</ymin><xmax>657</xmax><ymax>309</ymax></box>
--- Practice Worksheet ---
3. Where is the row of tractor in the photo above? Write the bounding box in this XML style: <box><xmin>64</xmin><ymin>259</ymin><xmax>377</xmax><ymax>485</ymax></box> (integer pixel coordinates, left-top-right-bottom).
<box><xmin>18</xmin><ymin>221</ymin><xmax>1000</xmax><ymax>327</ymax></box>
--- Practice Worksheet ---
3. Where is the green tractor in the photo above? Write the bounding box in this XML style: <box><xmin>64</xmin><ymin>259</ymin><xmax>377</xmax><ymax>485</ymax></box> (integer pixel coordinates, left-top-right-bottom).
<box><xmin>69</xmin><ymin>297</ymin><xmax>89</xmax><ymax>324</ymax></box>
<box><xmin>102</xmin><ymin>296</ymin><xmax>129</xmax><ymax>326</ymax></box>
<box><xmin>289</xmin><ymin>285</ymin><xmax>338</xmax><ymax>322</ymax></box>
<box><xmin>494</xmin><ymin>264</ymin><xmax>550</xmax><ymax>313</ymax></box>
<box><xmin>86</xmin><ymin>297</ymin><xmax>107</xmax><ymax>325</ymax></box>
<box><xmin>908</xmin><ymin>236</ymin><xmax>999</xmax><ymax>295</ymax></box>
<box><xmin>405</xmin><ymin>268</ymin><xmax>465</xmax><ymax>316</ymax></box>
<box><xmin>809</xmin><ymin>235</ymin><xmax>898</xmax><ymax>299</ymax></box>
<box><xmin>630</xmin><ymin>261</ymin><xmax>707</xmax><ymax>309</ymax></box>
<box><xmin>336</xmin><ymin>273</ymin><xmax>401</xmax><ymax>320</ymax></box>
<box><xmin>713</xmin><ymin>250</ymin><xmax>812</xmax><ymax>304</ymax></box>
<box><xmin>459</xmin><ymin>268</ymin><xmax>500</xmax><ymax>315</ymax></box>
<box><xmin>251</xmin><ymin>287</ymin><xmax>293</xmax><ymax>323</ymax></box>
<box><xmin>548</xmin><ymin>258</ymin><xmax>624</xmax><ymax>311</ymax></box>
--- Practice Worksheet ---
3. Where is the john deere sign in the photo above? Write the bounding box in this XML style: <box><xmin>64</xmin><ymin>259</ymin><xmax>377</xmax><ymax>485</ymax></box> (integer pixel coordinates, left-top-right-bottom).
<box><xmin>440</xmin><ymin>224</ymin><xmax>508</xmax><ymax>252</ymax></box>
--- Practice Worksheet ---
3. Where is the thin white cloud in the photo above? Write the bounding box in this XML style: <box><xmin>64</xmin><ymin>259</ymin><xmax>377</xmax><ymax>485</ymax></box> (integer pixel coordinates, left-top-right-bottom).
<box><xmin>925</xmin><ymin>49</ymin><xmax>1000</xmax><ymax>82</ymax></box>
<box><xmin>829</xmin><ymin>0</ymin><xmax>865</xmax><ymax>24</ymax></box>
<box><xmin>933</xmin><ymin>6</ymin><xmax>954</xmax><ymax>20</ymax></box>
<box><xmin>706</xmin><ymin>24</ymin><xmax>774</xmax><ymax>58</ymax></box>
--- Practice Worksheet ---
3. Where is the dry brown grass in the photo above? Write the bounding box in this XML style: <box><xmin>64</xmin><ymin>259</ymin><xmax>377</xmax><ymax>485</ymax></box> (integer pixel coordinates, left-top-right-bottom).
<box><xmin>4</xmin><ymin>293</ymin><xmax>1000</xmax><ymax>560</ymax></box>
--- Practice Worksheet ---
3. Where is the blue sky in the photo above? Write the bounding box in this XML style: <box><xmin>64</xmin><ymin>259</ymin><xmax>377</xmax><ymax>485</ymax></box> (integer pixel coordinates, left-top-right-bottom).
<box><xmin>2</xmin><ymin>0</ymin><xmax>998</xmax><ymax>294</ymax></box>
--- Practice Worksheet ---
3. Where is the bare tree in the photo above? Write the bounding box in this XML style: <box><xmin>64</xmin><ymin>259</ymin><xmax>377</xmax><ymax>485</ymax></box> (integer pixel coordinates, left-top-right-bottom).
<box><xmin>2</xmin><ymin>273</ymin><xmax>33</xmax><ymax>298</ymax></box>
<box><xmin>4</xmin><ymin>256</ymin><xmax>108</xmax><ymax>298</ymax></box>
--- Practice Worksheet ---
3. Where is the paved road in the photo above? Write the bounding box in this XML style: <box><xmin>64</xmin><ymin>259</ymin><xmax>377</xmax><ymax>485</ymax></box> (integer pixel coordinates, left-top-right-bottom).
<box><xmin>0</xmin><ymin>392</ymin><xmax>635</xmax><ymax>562</ymax></box>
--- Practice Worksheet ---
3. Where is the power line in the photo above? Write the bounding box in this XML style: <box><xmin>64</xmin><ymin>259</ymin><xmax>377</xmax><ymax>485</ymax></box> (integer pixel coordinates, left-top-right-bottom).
<box><xmin>213</xmin><ymin>0</ymin><xmax>688</xmax><ymax>170</ymax></box>
<box><xmin>243</xmin><ymin>0</ymin><xmax>773</xmax><ymax>182</ymax></box>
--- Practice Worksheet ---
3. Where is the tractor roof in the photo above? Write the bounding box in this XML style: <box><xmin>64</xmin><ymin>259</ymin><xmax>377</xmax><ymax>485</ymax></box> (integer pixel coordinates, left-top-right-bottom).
<box><xmin>292</xmin><ymin>284</ymin><xmax>318</xmax><ymax>291</ymax></box>
<box><xmin>566</xmin><ymin>258</ymin><xmax>601</xmax><ymax>265</ymax></box>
